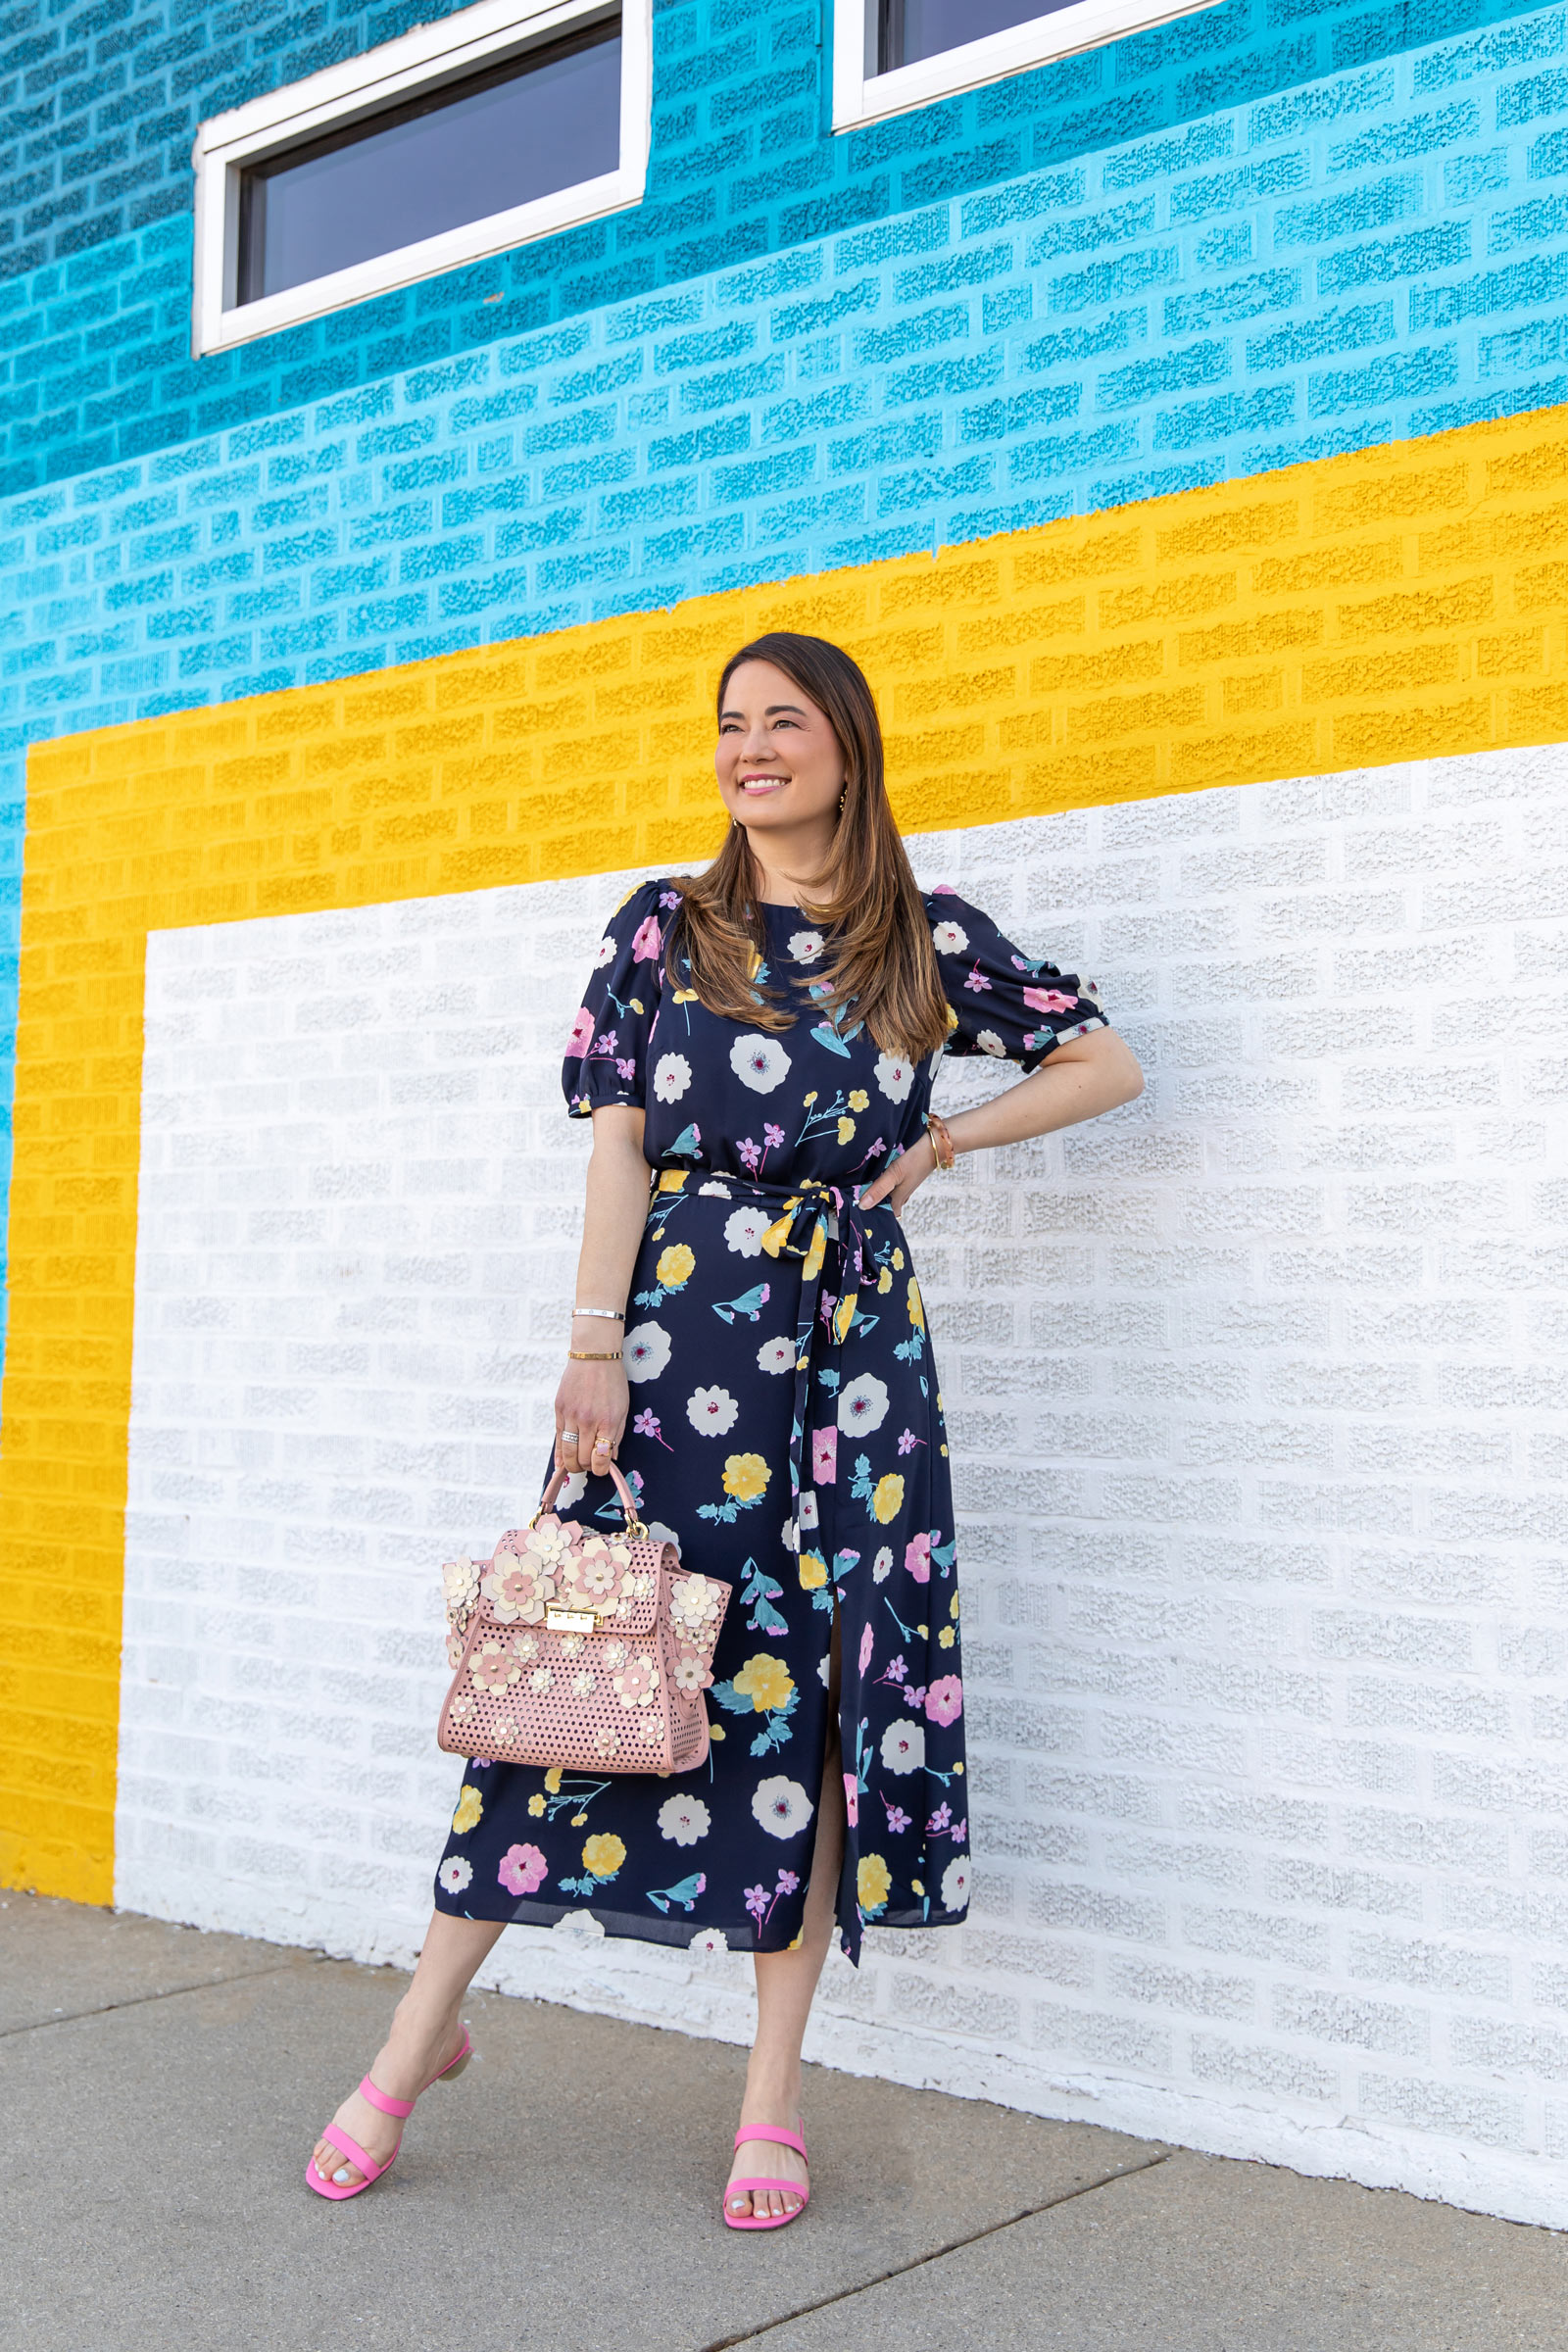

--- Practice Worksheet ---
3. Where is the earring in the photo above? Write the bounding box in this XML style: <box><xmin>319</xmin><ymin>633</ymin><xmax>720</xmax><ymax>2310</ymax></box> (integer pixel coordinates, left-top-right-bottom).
<box><xmin>837</xmin><ymin>789</ymin><xmax>847</xmax><ymax>811</ymax></box>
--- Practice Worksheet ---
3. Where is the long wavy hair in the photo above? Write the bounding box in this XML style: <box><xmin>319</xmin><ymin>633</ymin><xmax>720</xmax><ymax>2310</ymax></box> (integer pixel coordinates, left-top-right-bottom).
<box><xmin>666</xmin><ymin>632</ymin><xmax>950</xmax><ymax>1059</ymax></box>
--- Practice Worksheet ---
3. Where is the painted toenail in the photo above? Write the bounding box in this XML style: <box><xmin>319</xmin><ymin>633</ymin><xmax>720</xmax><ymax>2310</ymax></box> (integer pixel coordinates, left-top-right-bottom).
<box><xmin>333</xmin><ymin>2168</ymin><xmax>354</xmax><ymax>2184</ymax></box>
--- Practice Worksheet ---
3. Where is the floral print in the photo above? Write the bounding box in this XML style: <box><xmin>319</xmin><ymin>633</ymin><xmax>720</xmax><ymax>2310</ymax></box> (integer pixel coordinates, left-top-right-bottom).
<box><xmin>435</xmin><ymin>879</ymin><xmax>1107</xmax><ymax>1960</ymax></box>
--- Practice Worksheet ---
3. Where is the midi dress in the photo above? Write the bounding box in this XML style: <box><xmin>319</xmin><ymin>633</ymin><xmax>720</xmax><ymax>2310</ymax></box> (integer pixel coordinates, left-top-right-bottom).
<box><xmin>432</xmin><ymin>877</ymin><xmax>1108</xmax><ymax>1963</ymax></box>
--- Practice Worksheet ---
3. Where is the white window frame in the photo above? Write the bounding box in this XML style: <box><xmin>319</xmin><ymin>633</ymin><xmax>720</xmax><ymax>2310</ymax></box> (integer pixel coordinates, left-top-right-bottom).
<box><xmin>831</xmin><ymin>0</ymin><xmax>1220</xmax><ymax>130</ymax></box>
<box><xmin>191</xmin><ymin>0</ymin><xmax>650</xmax><ymax>356</ymax></box>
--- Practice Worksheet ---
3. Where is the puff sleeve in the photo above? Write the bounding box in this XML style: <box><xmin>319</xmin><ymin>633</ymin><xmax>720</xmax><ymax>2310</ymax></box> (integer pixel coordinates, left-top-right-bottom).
<box><xmin>562</xmin><ymin>877</ymin><xmax>672</xmax><ymax>1118</ymax></box>
<box><xmin>926</xmin><ymin>887</ymin><xmax>1108</xmax><ymax>1070</ymax></box>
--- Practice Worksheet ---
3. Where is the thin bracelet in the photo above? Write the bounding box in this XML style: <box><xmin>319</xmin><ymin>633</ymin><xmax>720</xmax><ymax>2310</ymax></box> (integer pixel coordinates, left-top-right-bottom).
<box><xmin>567</xmin><ymin>1348</ymin><xmax>623</xmax><ymax>1361</ymax></box>
<box><xmin>571</xmin><ymin>1306</ymin><xmax>625</xmax><ymax>1321</ymax></box>
<box><xmin>925</xmin><ymin>1110</ymin><xmax>957</xmax><ymax>1172</ymax></box>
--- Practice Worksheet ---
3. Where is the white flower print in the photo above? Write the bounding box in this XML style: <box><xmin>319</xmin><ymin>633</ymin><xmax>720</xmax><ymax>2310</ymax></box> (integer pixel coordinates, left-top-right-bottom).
<box><xmin>558</xmin><ymin>1470</ymin><xmax>587</xmax><ymax>1507</ymax></box>
<box><xmin>731</xmin><ymin>1032</ymin><xmax>791</xmax><ymax>1094</ymax></box>
<box><xmin>940</xmin><ymin>1856</ymin><xmax>971</xmax><ymax>1911</ymax></box>
<box><xmin>797</xmin><ymin>1491</ymin><xmax>818</xmax><ymax>1531</ymax></box>
<box><xmin>872</xmin><ymin>1545</ymin><xmax>893</xmax><ymax>1583</ymax></box>
<box><xmin>658</xmin><ymin>1792</ymin><xmax>711</xmax><ymax>1845</ymax></box>
<box><xmin>594</xmin><ymin>934</ymin><xmax>616</xmax><ymax>967</ymax></box>
<box><xmin>623</xmin><ymin>1321</ymin><xmax>671</xmax><ymax>1384</ymax></box>
<box><xmin>881</xmin><ymin>1718</ymin><xmax>926</xmax><ymax>1774</ymax></box>
<box><xmin>647</xmin><ymin>1518</ymin><xmax>680</xmax><ymax>1546</ymax></box>
<box><xmin>837</xmin><ymin>1372</ymin><xmax>890</xmax><ymax>1436</ymax></box>
<box><xmin>654</xmin><ymin>1051</ymin><xmax>692</xmax><ymax>1103</ymax></box>
<box><xmin>757</xmin><ymin>1336</ymin><xmax>795</xmax><ymax>1375</ymax></box>
<box><xmin>687</xmin><ymin>1384</ymin><xmax>739</xmax><ymax>1437</ymax></box>
<box><xmin>438</xmin><ymin>1856</ymin><xmax>472</xmax><ymax>1894</ymax></box>
<box><xmin>753</xmin><ymin>1776</ymin><xmax>814</xmax><ymax>1839</ymax></box>
<box><xmin>817</xmin><ymin>1653</ymin><xmax>831</xmax><ymax>1686</ymax></box>
<box><xmin>976</xmin><ymin>1028</ymin><xmax>1007</xmax><ymax>1057</ymax></box>
<box><xmin>788</xmin><ymin>928</ymin><xmax>825</xmax><ymax>963</ymax></box>
<box><xmin>690</xmin><ymin>1927</ymin><xmax>729</xmax><ymax>1955</ymax></box>
<box><xmin>931</xmin><ymin>920</ymin><xmax>968</xmax><ymax>956</ymax></box>
<box><xmin>724</xmin><ymin>1204</ymin><xmax>771</xmax><ymax>1257</ymax></box>
<box><xmin>874</xmin><ymin>1049</ymin><xmax>914</xmax><ymax>1102</ymax></box>
<box><xmin>554</xmin><ymin>1910</ymin><xmax>606</xmax><ymax>1938</ymax></box>
<box><xmin>698</xmin><ymin>1179</ymin><xmax>732</xmax><ymax>1198</ymax></box>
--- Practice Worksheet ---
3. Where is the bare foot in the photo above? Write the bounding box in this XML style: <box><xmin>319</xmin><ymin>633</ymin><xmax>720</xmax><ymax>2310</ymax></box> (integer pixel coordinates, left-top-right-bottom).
<box><xmin>310</xmin><ymin>1999</ymin><xmax>468</xmax><ymax>2191</ymax></box>
<box><xmin>725</xmin><ymin>2107</ymin><xmax>808</xmax><ymax>2223</ymax></box>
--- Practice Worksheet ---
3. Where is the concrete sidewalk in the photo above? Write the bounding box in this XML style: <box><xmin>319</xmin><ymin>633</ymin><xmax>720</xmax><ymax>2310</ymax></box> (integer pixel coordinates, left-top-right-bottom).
<box><xmin>2</xmin><ymin>1893</ymin><xmax>1565</xmax><ymax>2351</ymax></box>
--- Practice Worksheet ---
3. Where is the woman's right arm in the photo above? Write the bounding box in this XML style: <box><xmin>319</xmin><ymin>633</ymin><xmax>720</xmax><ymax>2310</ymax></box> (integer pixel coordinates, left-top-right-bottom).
<box><xmin>553</xmin><ymin>1104</ymin><xmax>652</xmax><ymax>1479</ymax></box>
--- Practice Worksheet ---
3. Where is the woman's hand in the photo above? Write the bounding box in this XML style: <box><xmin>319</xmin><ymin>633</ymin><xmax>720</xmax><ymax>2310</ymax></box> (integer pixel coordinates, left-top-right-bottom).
<box><xmin>554</xmin><ymin>1359</ymin><xmax>630</xmax><ymax>1481</ymax></box>
<box><xmin>857</xmin><ymin>1133</ymin><xmax>937</xmax><ymax>1216</ymax></box>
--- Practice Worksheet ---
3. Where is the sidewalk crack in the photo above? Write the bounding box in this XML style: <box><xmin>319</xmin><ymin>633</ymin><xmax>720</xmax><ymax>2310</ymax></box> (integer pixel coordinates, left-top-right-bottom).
<box><xmin>699</xmin><ymin>2149</ymin><xmax>1172</xmax><ymax>2351</ymax></box>
<box><xmin>0</xmin><ymin>1957</ymin><xmax>313</xmax><ymax>2040</ymax></box>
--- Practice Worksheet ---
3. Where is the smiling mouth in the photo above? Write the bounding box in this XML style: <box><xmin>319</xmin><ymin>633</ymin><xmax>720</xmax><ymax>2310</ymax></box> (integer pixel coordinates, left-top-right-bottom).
<box><xmin>738</xmin><ymin>773</ymin><xmax>789</xmax><ymax>793</ymax></box>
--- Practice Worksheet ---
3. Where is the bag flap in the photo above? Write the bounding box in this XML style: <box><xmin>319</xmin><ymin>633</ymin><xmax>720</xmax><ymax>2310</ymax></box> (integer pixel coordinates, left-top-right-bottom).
<box><xmin>480</xmin><ymin>1514</ymin><xmax>671</xmax><ymax>1638</ymax></box>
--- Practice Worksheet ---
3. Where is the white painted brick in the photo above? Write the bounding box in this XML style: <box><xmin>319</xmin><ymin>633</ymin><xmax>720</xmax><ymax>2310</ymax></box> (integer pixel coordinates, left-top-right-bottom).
<box><xmin>112</xmin><ymin>760</ymin><xmax>1568</xmax><ymax>2229</ymax></box>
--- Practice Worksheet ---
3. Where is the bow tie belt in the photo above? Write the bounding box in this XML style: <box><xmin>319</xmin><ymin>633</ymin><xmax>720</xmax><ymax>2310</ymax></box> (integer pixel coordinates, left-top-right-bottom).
<box><xmin>653</xmin><ymin>1170</ymin><xmax>897</xmax><ymax>1549</ymax></box>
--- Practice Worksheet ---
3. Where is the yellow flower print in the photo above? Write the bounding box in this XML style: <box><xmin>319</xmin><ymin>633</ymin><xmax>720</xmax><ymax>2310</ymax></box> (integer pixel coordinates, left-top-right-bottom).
<box><xmin>451</xmin><ymin>1785</ymin><xmax>483</xmax><ymax>1835</ymax></box>
<box><xmin>710</xmin><ymin>1721</ymin><xmax>726</xmax><ymax>1740</ymax></box>
<box><xmin>954</xmin><ymin>1760</ymin><xmax>964</xmax><ymax>1776</ymax></box>
<box><xmin>674</xmin><ymin>986</ymin><xmax>699</xmax><ymax>1004</ymax></box>
<box><xmin>939</xmin><ymin>1625</ymin><xmax>956</xmax><ymax>1648</ymax></box>
<box><xmin>657</xmin><ymin>1168</ymin><xmax>687</xmax><ymax>1194</ymax></box>
<box><xmin>848</xmin><ymin>1089</ymin><xmax>869</xmax><ymax>1111</ymax></box>
<box><xmin>893</xmin><ymin>1247</ymin><xmax>905</xmax><ymax>1270</ymax></box>
<box><xmin>907</xmin><ymin>1276</ymin><xmax>925</xmax><ymax>1332</ymax></box>
<box><xmin>951</xmin><ymin>1593</ymin><xmax>960</xmax><ymax>1620</ymax></box>
<box><xmin>802</xmin><ymin>1220</ymin><xmax>827</xmax><ymax>1282</ymax></box>
<box><xmin>872</xmin><ymin>1472</ymin><xmax>906</xmax><ymax>1524</ymax></box>
<box><xmin>528</xmin><ymin>1792</ymin><xmax>546</xmax><ymax>1817</ymax></box>
<box><xmin>657</xmin><ymin>1243</ymin><xmax>695</xmax><ymax>1290</ymax></box>
<box><xmin>911</xmin><ymin>1879</ymin><xmax>925</xmax><ymax>1897</ymax></box>
<box><xmin>877</xmin><ymin>1265</ymin><xmax>892</xmax><ymax>1295</ymax></box>
<box><xmin>798</xmin><ymin>1550</ymin><xmax>828</xmax><ymax>1591</ymax></box>
<box><xmin>723</xmin><ymin>1451</ymin><xmax>770</xmax><ymax>1502</ymax></box>
<box><xmin>733</xmin><ymin>1653</ymin><xmax>796</xmax><ymax>1712</ymax></box>
<box><xmin>571</xmin><ymin>1811</ymin><xmax>589</xmax><ymax>1827</ymax></box>
<box><xmin>544</xmin><ymin>1765</ymin><xmax>564</xmax><ymax>1793</ymax></box>
<box><xmin>837</xmin><ymin>1116</ymin><xmax>856</xmax><ymax>1144</ymax></box>
<box><xmin>583</xmin><ymin>1834</ymin><xmax>625</xmax><ymax>1878</ymax></box>
<box><xmin>858</xmin><ymin>1853</ymin><xmax>892</xmax><ymax>1914</ymax></box>
<box><xmin>803</xmin><ymin>1090</ymin><xmax>817</xmax><ymax>1104</ymax></box>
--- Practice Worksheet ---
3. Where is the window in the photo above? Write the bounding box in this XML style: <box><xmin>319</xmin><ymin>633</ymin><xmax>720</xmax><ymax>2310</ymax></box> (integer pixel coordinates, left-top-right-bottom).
<box><xmin>832</xmin><ymin>0</ymin><xmax>1217</xmax><ymax>129</ymax></box>
<box><xmin>193</xmin><ymin>0</ymin><xmax>651</xmax><ymax>354</ymax></box>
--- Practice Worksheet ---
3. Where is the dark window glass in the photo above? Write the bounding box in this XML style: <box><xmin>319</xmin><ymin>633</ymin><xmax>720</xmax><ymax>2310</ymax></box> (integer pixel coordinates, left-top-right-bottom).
<box><xmin>879</xmin><ymin>0</ymin><xmax>1064</xmax><ymax>71</ymax></box>
<box><xmin>234</xmin><ymin>15</ymin><xmax>620</xmax><ymax>307</ymax></box>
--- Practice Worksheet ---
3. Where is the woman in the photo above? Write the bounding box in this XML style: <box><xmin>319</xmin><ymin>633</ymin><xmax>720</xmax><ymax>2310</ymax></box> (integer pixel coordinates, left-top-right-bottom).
<box><xmin>309</xmin><ymin>633</ymin><xmax>1144</xmax><ymax>2223</ymax></box>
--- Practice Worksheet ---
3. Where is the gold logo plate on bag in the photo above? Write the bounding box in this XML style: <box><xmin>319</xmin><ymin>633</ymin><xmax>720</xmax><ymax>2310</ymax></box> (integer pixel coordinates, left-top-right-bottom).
<box><xmin>545</xmin><ymin>1608</ymin><xmax>597</xmax><ymax>1633</ymax></box>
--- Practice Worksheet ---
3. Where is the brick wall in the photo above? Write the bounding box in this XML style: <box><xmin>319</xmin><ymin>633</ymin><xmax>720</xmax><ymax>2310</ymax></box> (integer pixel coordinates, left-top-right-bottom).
<box><xmin>117</xmin><ymin>750</ymin><xmax>1568</xmax><ymax>2226</ymax></box>
<box><xmin>0</xmin><ymin>0</ymin><xmax>1550</xmax><ymax>496</ymax></box>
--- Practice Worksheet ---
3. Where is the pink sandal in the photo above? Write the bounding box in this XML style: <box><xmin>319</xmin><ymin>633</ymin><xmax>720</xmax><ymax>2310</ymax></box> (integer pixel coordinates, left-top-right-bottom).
<box><xmin>723</xmin><ymin>2120</ymin><xmax>809</xmax><ymax>2230</ymax></box>
<box><xmin>306</xmin><ymin>2028</ymin><xmax>473</xmax><ymax>2201</ymax></box>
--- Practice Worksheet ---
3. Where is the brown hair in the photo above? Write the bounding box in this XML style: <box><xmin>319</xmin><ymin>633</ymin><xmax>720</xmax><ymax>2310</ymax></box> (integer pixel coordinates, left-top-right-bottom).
<box><xmin>666</xmin><ymin>632</ymin><xmax>950</xmax><ymax>1059</ymax></box>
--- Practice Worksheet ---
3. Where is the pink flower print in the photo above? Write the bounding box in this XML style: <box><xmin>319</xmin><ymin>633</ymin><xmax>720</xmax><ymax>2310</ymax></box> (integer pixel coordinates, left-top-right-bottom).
<box><xmin>498</xmin><ymin>1842</ymin><xmax>548</xmax><ymax>1896</ymax></box>
<box><xmin>470</xmin><ymin>1638</ymin><xmax>520</xmax><ymax>1693</ymax></box>
<box><xmin>897</xmin><ymin>1426</ymin><xmax>924</xmax><ymax>1455</ymax></box>
<box><xmin>962</xmin><ymin>962</ymin><xmax>992</xmax><ymax>995</ymax></box>
<box><xmin>660</xmin><ymin>889</ymin><xmax>681</xmax><ymax>908</ymax></box>
<box><xmin>842</xmin><ymin>1774</ymin><xmax>859</xmax><ymax>1827</ymax></box>
<box><xmin>811</xmin><ymin>1425</ymin><xmax>838</xmax><ymax>1484</ymax></box>
<box><xmin>883</xmin><ymin>1799</ymin><xmax>911</xmax><ymax>1835</ymax></box>
<box><xmin>565</xmin><ymin>1005</ymin><xmax>594</xmax><ymax>1058</ymax></box>
<box><xmin>763</xmin><ymin>1122</ymin><xmax>785</xmax><ymax>1149</ymax></box>
<box><xmin>616</xmin><ymin>1056</ymin><xmax>637</xmax><ymax>1081</ymax></box>
<box><xmin>927</xmin><ymin>1802</ymin><xmax>952</xmax><ymax>1836</ymax></box>
<box><xmin>905</xmin><ymin>1531</ymin><xmax>932</xmax><ymax>1584</ymax></box>
<box><xmin>738</xmin><ymin>1136</ymin><xmax>761</xmax><ymax>1171</ymax></box>
<box><xmin>925</xmin><ymin>1674</ymin><xmax>963</xmax><ymax>1727</ymax></box>
<box><xmin>858</xmin><ymin>1621</ymin><xmax>874</xmax><ymax>1676</ymax></box>
<box><xmin>1024</xmin><ymin>985</ymin><xmax>1078</xmax><ymax>1015</ymax></box>
<box><xmin>631</xmin><ymin>914</ymin><xmax>662</xmax><ymax>962</ymax></box>
<box><xmin>612</xmin><ymin>1652</ymin><xmax>660</xmax><ymax>1710</ymax></box>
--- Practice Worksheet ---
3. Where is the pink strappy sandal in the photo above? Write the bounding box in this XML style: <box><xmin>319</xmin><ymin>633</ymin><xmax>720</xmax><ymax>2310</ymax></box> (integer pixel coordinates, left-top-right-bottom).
<box><xmin>306</xmin><ymin>2028</ymin><xmax>473</xmax><ymax>2202</ymax></box>
<box><xmin>723</xmin><ymin>2119</ymin><xmax>809</xmax><ymax>2230</ymax></box>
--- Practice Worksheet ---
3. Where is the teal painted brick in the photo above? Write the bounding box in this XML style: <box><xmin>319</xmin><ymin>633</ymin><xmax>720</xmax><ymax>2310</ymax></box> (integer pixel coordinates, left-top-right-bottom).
<box><xmin>1490</xmin><ymin>188</ymin><xmax>1568</xmax><ymax>240</ymax></box>
<box><xmin>1099</xmin><ymin>339</ymin><xmax>1230</xmax><ymax>404</ymax></box>
<box><xmin>1247</xmin><ymin>297</ymin><xmax>1394</xmax><ymax>362</ymax></box>
<box><xmin>1411</xmin><ymin>243</ymin><xmax>1568</xmax><ymax>316</ymax></box>
<box><xmin>1329</xmin><ymin>97</ymin><xmax>1481</xmax><ymax>165</ymax></box>
<box><xmin>1318</xmin><ymin>220</ymin><xmax>1471</xmax><ymax>288</ymax></box>
<box><xmin>1167</xmin><ymin>270</ymin><xmax>1300</xmax><ymax>327</ymax></box>
<box><xmin>1308</xmin><ymin>339</ymin><xmax>1459</xmax><ymax>408</ymax></box>
<box><xmin>1050</xmin><ymin>247</ymin><xmax>1180</xmax><ymax>310</ymax></box>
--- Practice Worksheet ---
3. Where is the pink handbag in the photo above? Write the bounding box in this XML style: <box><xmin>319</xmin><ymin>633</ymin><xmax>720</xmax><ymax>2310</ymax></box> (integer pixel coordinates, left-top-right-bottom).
<box><xmin>435</xmin><ymin>1464</ymin><xmax>731</xmax><ymax>1775</ymax></box>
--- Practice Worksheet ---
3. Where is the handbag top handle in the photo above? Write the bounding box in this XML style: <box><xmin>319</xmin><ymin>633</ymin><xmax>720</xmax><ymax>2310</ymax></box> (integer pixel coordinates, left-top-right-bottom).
<box><xmin>530</xmin><ymin>1457</ymin><xmax>648</xmax><ymax>1539</ymax></box>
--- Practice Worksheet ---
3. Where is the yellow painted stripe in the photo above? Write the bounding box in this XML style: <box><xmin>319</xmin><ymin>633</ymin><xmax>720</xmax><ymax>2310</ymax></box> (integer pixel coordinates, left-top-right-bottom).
<box><xmin>5</xmin><ymin>402</ymin><xmax>1568</xmax><ymax>1900</ymax></box>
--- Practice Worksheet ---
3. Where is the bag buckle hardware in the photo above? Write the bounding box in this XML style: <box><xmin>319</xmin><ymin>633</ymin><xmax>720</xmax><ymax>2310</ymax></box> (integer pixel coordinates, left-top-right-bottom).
<box><xmin>545</xmin><ymin>1608</ymin><xmax>597</xmax><ymax>1634</ymax></box>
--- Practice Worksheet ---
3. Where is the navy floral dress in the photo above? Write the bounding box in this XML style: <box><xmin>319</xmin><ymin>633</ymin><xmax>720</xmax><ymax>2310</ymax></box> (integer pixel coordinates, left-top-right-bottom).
<box><xmin>433</xmin><ymin>879</ymin><xmax>1108</xmax><ymax>1963</ymax></box>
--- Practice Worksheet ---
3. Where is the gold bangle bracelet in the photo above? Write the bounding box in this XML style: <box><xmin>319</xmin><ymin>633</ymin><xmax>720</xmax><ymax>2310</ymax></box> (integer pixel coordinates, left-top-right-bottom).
<box><xmin>567</xmin><ymin>1348</ymin><xmax>623</xmax><ymax>1361</ymax></box>
<box><xmin>924</xmin><ymin>1110</ymin><xmax>957</xmax><ymax>1171</ymax></box>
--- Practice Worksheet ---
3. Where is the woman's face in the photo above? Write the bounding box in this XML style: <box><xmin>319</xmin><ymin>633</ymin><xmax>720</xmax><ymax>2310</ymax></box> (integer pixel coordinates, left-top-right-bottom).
<box><xmin>714</xmin><ymin>660</ymin><xmax>847</xmax><ymax>841</ymax></box>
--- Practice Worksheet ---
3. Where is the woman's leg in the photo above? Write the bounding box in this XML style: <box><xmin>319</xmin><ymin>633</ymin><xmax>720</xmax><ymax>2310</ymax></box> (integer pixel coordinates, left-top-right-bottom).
<box><xmin>310</xmin><ymin>1910</ymin><xmax>505</xmax><ymax>2187</ymax></box>
<box><xmin>726</xmin><ymin>1622</ymin><xmax>847</xmax><ymax>2222</ymax></box>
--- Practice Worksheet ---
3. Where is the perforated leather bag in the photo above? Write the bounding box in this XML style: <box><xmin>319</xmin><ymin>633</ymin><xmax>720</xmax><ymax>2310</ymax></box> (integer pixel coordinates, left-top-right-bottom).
<box><xmin>435</xmin><ymin>1464</ymin><xmax>731</xmax><ymax>1775</ymax></box>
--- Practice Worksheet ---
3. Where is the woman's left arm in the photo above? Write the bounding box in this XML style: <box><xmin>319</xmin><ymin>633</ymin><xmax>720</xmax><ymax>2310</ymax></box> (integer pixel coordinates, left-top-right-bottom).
<box><xmin>858</xmin><ymin>1028</ymin><xmax>1145</xmax><ymax>1216</ymax></box>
